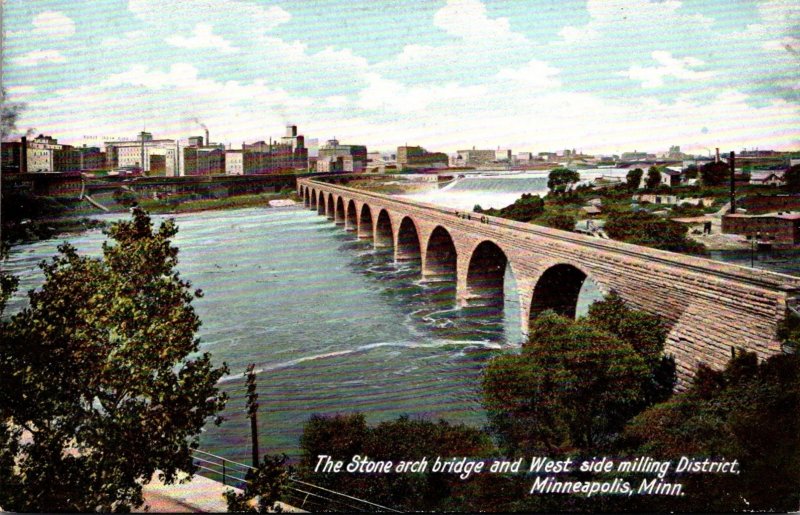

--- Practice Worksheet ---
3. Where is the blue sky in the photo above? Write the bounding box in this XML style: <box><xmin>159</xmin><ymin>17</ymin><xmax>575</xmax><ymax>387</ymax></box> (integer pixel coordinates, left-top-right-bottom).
<box><xmin>3</xmin><ymin>0</ymin><xmax>798</xmax><ymax>154</ymax></box>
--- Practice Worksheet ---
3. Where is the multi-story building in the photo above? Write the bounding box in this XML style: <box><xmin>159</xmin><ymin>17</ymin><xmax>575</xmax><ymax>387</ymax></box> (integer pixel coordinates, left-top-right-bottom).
<box><xmin>317</xmin><ymin>139</ymin><xmax>367</xmax><ymax>173</ymax></box>
<box><xmin>77</xmin><ymin>146</ymin><xmax>107</xmax><ymax>171</ymax></box>
<box><xmin>225</xmin><ymin>150</ymin><xmax>244</xmax><ymax>175</ymax></box>
<box><xmin>396</xmin><ymin>146</ymin><xmax>448</xmax><ymax>171</ymax></box>
<box><xmin>453</xmin><ymin>148</ymin><xmax>496</xmax><ymax>167</ymax></box>
<box><xmin>722</xmin><ymin>212</ymin><xmax>800</xmax><ymax>247</ymax></box>
<box><xmin>183</xmin><ymin>141</ymin><xmax>225</xmax><ymax>176</ymax></box>
<box><xmin>105</xmin><ymin>132</ymin><xmax>178</xmax><ymax>176</ymax></box>
<box><xmin>27</xmin><ymin>134</ymin><xmax>61</xmax><ymax>172</ymax></box>
<box><xmin>239</xmin><ymin>126</ymin><xmax>309</xmax><ymax>175</ymax></box>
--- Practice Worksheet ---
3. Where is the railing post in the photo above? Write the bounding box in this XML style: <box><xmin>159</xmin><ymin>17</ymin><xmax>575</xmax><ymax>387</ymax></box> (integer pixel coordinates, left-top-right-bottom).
<box><xmin>222</xmin><ymin>459</ymin><xmax>227</xmax><ymax>486</ymax></box>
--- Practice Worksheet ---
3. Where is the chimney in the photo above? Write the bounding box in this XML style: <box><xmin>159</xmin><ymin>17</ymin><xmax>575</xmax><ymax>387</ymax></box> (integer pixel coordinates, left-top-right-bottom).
<box><xmin>715</xmin><ymin>148</ymin><xmax>720</xmax><ymax>163</ymax></box>
<box><xmin>20</xmin><ymin>136</ymin><xmax>28</xmax><ymax>173</ymax></box>
<box><xmin>205</xmin><ymin>129</ymin><xmax>210</xmax><ymax>147</ymax></box>
<box><xmin>729</xmin><ymin>151</ymin><xmax>736</xmax><ymax>214</ymax></box>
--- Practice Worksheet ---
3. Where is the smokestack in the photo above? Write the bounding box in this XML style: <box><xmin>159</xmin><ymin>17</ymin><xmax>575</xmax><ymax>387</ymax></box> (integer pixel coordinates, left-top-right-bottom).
<box><xmin>715</xmin><ymin>148</ymin><xmax>720</xmax><ymax>163</ymax></box>
<box><xmin>729</xmin><ymin>151</ymin><xmax>736</xmax><ymax>214</ymax></box>
<box><xmin>205</xmin><ymin>129</ymin><xmax>209</xmax><ymax>147</ymax></box>
<box><xmin>20</xmin><ymin>136</ymin><xmax>28</xmax><ymax>173</ymax></box>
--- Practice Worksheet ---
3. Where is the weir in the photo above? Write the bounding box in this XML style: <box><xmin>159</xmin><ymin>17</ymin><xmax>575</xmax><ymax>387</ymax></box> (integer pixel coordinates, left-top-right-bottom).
<box><xmin>298</xmin><ymin>178</ymin><xmax>800</xmax><ymax>379</ymax></box>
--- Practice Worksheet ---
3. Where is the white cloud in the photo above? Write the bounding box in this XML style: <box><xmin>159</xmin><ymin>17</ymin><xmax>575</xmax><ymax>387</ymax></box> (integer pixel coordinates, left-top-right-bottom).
<box><xmin>433</xmin><ymin>0</ymin><xmax>524</xmax><ymax>43</ymax></box>
<box><xmin>357</xmin><ymin>73</ymin><xmax>486</xmax><ymax>113</ymax></box>
<box><xmin>166</xmin><ymin>23</ymin><xmax>238</xmax><ymax>53</ymax></box>
<box><xmin>14</xmin><ymin>50</ymin><xmax>67</xmax><ymax>67</ymax></box>
<box><xmin>32</xmin><ymin>11</ymin><xmax>76</xmax><ymax>38</ymax></box>
<box><xmin>128</xmin><ymin>0</ymin><xmax>290</xmax><ymax>37</ymax></box>
<box><xmin>620</xmin><ymin>51</ymin><xmax>714</xmax><ymax>88</ymax></box>
<box><xmin>496</xmin><ymin>59</ymin><xmax>561</xmax><ymax>89</ymax></box>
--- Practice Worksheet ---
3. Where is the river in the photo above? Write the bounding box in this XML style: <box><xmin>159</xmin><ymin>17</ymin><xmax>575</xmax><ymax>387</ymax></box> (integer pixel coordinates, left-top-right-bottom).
<box><xmin>5</xmin><ymin>189</ymin><xmax>798</xmax><ymax>464</ymax></box>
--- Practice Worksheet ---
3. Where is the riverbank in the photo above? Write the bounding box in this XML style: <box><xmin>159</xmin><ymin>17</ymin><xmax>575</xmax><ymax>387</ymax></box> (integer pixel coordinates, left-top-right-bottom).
<box><xmin>3</xmin><ymin>191</ymin><xmax>298</xmax><ymax>246</ymax></box>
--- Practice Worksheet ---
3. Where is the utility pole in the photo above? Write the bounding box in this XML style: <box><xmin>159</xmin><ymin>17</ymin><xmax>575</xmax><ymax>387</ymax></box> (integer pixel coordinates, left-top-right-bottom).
<box><xmin>245</xmin><ymin>363</ymin><xmax>259</xmax><ymax>468</ymax></box>
<box><xmin>729</xmin><ymin>151</ymin><xmax>736</xmax><ymax>214</ymax></box>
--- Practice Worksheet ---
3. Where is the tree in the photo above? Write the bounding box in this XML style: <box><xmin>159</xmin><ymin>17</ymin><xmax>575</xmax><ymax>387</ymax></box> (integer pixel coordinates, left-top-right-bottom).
<box><xmin>700</xmin><ymin>160</ymin><xmax>729</xmax><ymax>186</ymax></box>
<box><xmin>482</xmin><ymin>311</ymin><xmax>651</xmax><ymax>455</ymax></box>
<box><xmin>645</xmin><ymin>166</ymin><xmax>662</xmax><ymax>190</ymax></box>
<box><xmin>537</xmin><ymin>209</ymin><xmax>576</xmax><ymax>231</ymax></box>
<box><xmin>225</xmin><ymin>454</ymin><xmax>291</xmax><ymax>513</ymax></box>
<box><xmin>626</xmin><ymin>168</ymin><xmax>644</xmax><ymax>190</ymax></box>
<box><xmin>604</xmin><ymin>210</ymin><xmax>707</xmax><ymax>255</ymax></box>
<box><xmin>547</xmin><ymin>168</ymin><xmax>581</xmax><ymax>194</ymax></box>
<box><xmin>473</xmin><ymin>194</ymin><xmax>544</xmax><ymax>222</ymax></box>
<box><xmin>785</xmin><ymin>164</ymin><xmax>800</xmax><ymax>193</ymax></box>
<box><xmin>623</xmin><ymin>351</ymin><xmax>800</xmax><ymax>512</ymax></box>
<box><xmin>0</xmin><ymin>208</ymin><xmax>229</xmax><ymax>512</ymax></box>
<box><xmin>1</xmin><ymin>86</ymin><xmax>26</xmax><ymax>140</ymax></box>
<box><xmin>299</xmin><ymin>413</ymin><xmax>494</xmax><ymax>511</ymax></box>
<box><xmin>683</xmin><ymin>164</ymin><xmax>698</xmax><ymax>179</ymax></box>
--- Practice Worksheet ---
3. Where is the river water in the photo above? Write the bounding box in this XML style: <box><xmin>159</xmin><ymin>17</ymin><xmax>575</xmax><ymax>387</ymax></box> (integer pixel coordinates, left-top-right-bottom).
<box><xmin>5</xmin><ymin>175</ymin><xmax>799</xmax><ymax>464</ymax></box>
<box><xmin>4</xmin><ymin>207</ymin><xmax>526</xmax><ymax>463</ymax></box>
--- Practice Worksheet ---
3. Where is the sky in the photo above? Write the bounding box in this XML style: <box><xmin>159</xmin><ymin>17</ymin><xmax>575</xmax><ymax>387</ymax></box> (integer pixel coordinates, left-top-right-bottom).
<box><xmin>2</xmin><ymin>0</ymin><xmax>799</xmax><ymax>154</ymax></box>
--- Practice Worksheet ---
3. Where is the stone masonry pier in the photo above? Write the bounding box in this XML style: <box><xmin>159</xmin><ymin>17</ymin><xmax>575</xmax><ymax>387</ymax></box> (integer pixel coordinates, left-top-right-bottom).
<box><xmin>298</xmin><ymin>178</ymin><xmax>800</xmax><ymax>379</ymax></box>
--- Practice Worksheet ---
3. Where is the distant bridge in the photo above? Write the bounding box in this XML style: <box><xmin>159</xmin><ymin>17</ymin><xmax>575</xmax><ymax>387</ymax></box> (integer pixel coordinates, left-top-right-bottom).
<box><xmin>298</xmin><ymin>178</ymin><xmax>800</xmax><ymax>378</ymax></box>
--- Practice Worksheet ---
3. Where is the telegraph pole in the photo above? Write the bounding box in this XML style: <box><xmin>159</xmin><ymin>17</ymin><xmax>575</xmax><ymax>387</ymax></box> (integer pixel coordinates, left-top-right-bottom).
<box><xmin>245</xmin><ymin>363</ymin><xmax>259</xmax><ymax>467</ymax></box>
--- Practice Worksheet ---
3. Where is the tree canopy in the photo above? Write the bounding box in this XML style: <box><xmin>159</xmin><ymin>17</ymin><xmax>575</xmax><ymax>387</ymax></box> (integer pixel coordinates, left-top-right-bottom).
<box><xmin>785</xmin><ymin>164</ymin><xmax>800</xmax><ymax>193</ymax></box>
<box><xmin>626</xmin><ymin>168</ymin><xmax>644</xmax><ymax>190</ymax></box>
<box><xmin>645</xmin><ymin>166</ymin><xmax>662</xmax><ymax>190</ymax></box>
<box><xmin>0</xmin><ymin>208</ymin><xmax>228</xmax><ymax>512</ymax></box>
<box><xmin>700</xmin><ymin>161</ymin><xmax>729</xmax><ymax>186</ymax></box>
<box><xmin>474</xmin><ymin>193</ymin><xmax>544</xmax><ymax>222</ymax></box>
<box><xmin>605</xmin><ymin>210</ymin><xmax>707</xmax><ymax>255</ymax></box>
<box><xmin>547</xmin><ymin>168</ymin><xmax>581</xmax><ymax>194</ymax></box>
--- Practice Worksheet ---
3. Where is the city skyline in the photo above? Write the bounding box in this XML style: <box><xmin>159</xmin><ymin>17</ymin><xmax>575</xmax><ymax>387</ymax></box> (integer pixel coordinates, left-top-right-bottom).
<box><xmin>3</xmin><ymin>0</ymin><xmax>799</xmax><ymax>154</ymax></box>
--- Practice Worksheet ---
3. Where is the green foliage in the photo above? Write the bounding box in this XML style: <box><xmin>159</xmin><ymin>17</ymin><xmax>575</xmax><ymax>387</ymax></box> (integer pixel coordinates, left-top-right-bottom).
<box><xmin>785</xmin><ymin>164</ymin><xmax>800</xmax><ymax>193</ymax></box>
<box><xmin>700</xmin><ymin>161</ymin><xmax>729</xmax><ymax>186</ymax></box>
<box><xmin>0</xmin><ymin>243</ymin><xmax>18</xmax><ymax>317</ymax></box>
<box><xmin>547</xmin><ymin>168</ymin><xmax>580</xmax><ymax>194</ymax></box>
<box><xmin>645</xmin><ymin>166</ymin><xmax>662</xmax><ymax>190</ymax></box>
<box><xmin>0</xmin><ymin>208</ymin><xmax>229</xmax><ymax>512</ymax></box>
<box><xmin>683</xmin><ymin>164</ymin><xmax>698</xmax><ymax>179</ymax></box>
<box><xmin>482</xmin><ymin>310</ymin><xmax>652</xmax><ymax>455</ymax></box>
<box><xmin>623</xmin><ymin>351</ymin><xmax>800</xmax><ymax>512</ymax></box>
<box><xmin>537</xmin><ymin>209</ymin><xmax>576</xmax><ymax>231</ymax></box>
<box><xmin>298</xmin><ymin>413</ymin><xmax>494</xmax><ymax>511</ymax></box>
<box><xmin>113</xmin><ymin>188</ymin><xmax>139</xmax><ymax>207</ymax></box>
<box><xmin>605</xmin><ymin>210</ymin><xmax>707</xmax><ymax>255</ymax></box>
<box><xmin>626</xmin><ymin>168</ymin><xmax>644</xmax><ymax>190</ymax></box>
<box><xmin>473</xmin><ymin>193</ymin><xmax>544</xmax><ymax>222</ymax></box>
<box><xmin>225</xmin><ymin>454</ymin><xmax>291</xmax><ymax>513</ymax></box>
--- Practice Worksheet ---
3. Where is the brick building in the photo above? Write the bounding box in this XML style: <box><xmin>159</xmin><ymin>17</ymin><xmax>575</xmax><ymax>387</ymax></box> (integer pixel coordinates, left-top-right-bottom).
<box><xmin>722</xmin><ymin>213</ymin><xmax>800</xmax><ymax>247</ymax></box>
<box><xmin>317</xmin><ymin>139</ymin><xmax>367</xmax><ymax>173</ymax></box>
<box><xmin>397</xmin><ymin>146</ymin><xmax>449</xmax><ymax>171</ymax></box>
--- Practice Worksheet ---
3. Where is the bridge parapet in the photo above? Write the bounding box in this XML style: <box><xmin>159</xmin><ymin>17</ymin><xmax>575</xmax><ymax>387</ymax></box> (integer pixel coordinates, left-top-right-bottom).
<box><xmin>299</xmin><ymin>178</ymin><xmax>800</xmax><ymax>379</ymax></box>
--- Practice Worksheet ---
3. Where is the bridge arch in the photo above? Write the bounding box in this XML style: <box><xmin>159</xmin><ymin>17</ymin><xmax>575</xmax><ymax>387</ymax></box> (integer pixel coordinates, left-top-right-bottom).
<box><xmin>424</xmin><ymin>226</ymin><xmax>457</xmax><ymax>280</ymax></box>
<box><xmin>466</xmin><ymin>240</ymin><xmax>508</xmax><ymax>308</ymax></box>
<box><xmin>529</xmin><ymin>263</ymin><xmax>591</xmax><ymax>320</ymax></box>
<box><xmin>335</xmin><ymin>196</ymin><xmax>345</xmax><ymax>224</ymax></box>
<box><xmin>346</xmin><ymin>200</ymin><xmax>358</xmax><ymax>231</ymax></box>
<box><xmin>358</xmin><ymin>204</ymin><xmax>373</xmax><ymax>240</ymax></box>
<box><xmin>326</xmin><ymin>193</ymin><xmax>335</xmax><ymax>219</ymax></box>
<box><xmin>317</xmin><ymin>191</ymin><xmax>326</xmax><ymax>215</ymax></box>
<box><xmin>375</xmin><ymin>209</ymin><xmax>393</xmax><ymax>248</ymax></box>
<box><xmin>303</xmin><ymin>188</ymin><xmax>310</xmax><ymax>207</ymax></box>
<box><xmin>396</xmin><ymin>217</ymin><xmax>422</xmax><ymax>263</ymax></box>
<box><xmin>310</xmin><ymin>189</ymin><xmax>317</xmax><ymax>209</ymax></box>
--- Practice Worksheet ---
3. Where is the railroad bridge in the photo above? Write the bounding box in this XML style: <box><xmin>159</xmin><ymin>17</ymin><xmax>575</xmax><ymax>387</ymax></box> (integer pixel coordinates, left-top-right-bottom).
<box><xmin>298</xmin><ymin>178</ymin><xmax>800</xmax><ymax>378</ymax></box>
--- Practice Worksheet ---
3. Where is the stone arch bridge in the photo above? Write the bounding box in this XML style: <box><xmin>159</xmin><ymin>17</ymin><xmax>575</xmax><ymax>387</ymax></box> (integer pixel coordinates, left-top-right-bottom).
<box><xmin>298</xmin><ymin>178</ymin><xmax>800</xmax><ymax>378</ymax></box>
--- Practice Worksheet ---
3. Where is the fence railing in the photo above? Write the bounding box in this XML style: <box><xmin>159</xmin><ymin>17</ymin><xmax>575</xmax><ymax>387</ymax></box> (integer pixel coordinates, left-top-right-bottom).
<box><xmin>190</xmin><ymin>448</ymin><xmax>401</xmax><ymax>512</ymax></box>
